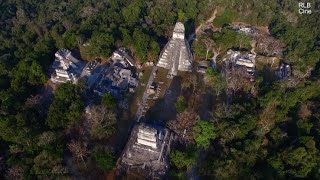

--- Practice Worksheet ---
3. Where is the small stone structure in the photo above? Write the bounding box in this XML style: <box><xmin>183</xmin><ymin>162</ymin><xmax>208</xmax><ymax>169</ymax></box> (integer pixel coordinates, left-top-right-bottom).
<box><xmin>147</xmin><ymin>82</ymin><xmax>157</xmax><ymax>95</ymax></box>
<box><xmin>197</xmin><ymin>60</ymin><xmax>210</xmax><ymax>73</ymax></box>
<box><xmin>157</xmin><ymin>22</ymin><xmax>193</xmax><ymax>77</ymax></box>
<box><xmin>276</xmin><ymin>61</ymin><xmax>292</xmax><ymax>80</ymax></box>
<box><xmin>228</xmin><ymin>24</ymin><xmax>255</xmax><ymax>35</ymax></box>
<box><xmin>112</xmin><ymin>47</ymin><xmax>135</xmax><ymax>67</ymax></box>
<box><xmin>119</xmin><ymin>123</ymin><xmax>172</xmax><ymax>177</ymax></box>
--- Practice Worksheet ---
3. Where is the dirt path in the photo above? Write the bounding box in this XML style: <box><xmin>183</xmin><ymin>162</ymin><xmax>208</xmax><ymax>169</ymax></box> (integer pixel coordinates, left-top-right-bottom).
<box><xmin>188</xmin><ymin>9</ymin><xmax>218</xmax><ymax>42</ymax></box>
<box><xmin>135</xmin><ymin>66</ymin><xmax>158</xmax><ymax>121</ymax></box>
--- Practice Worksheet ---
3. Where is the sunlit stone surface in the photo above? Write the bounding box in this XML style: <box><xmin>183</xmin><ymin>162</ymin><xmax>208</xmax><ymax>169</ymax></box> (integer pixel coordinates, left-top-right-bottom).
<box><xmin>157</xmin><ymin>22</ymin><xmax>193</xmax><ymax>77</ymax></box>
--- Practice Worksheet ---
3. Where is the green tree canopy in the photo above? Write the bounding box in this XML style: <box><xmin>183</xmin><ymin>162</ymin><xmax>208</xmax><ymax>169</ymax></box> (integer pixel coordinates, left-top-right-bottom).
<box><xmin>92</xmin><ymin>148</ymin><xmax>115</xmax><ymax>171</ymax></box>
<box><xmin>10</xmin><ymin>60</ymin><xmax>47</xmax><ymax>93</ymax></box>
<box><xmin>101</xmin><ymin>92</ymin><xmax>116</xmax><ymax>109</ymax></box>
<box><xmin>205</xmin><ymin>67</ymin><xmax>226</xmax><ymax>96</ymax></box>
<box><xmin>169</xmin><ymin>149</ymin><xmax>196</xmax><ymax>170</ymax></box>
<box><xmin>193</xmin><ymin>120</ymin><xmax>216</xmax><ymax>149</ymax></box>
<box><xmin>47</xmin><ymin>83</ymin><xmax>84</xmax><ymax>129</ymax></box>
<box><xmin>175</xmin><ymin>96</ymin><xmax>187</xmax><ymax>113</ymax></box>
<box><xmin>132</xmin><ymin>28</ymin><xmax>150</xmax><ymax>63</ymax></box>
<box><xmin>213</xmin><ymin>28</ymin><xmax>237</xmax><ymax>52</ymax></box>
<box><xmin>85</xmin><ymin>31</ymin><xmax>114</xmax><ymax>58</ymax></box>
<box><xmin>121</xmin><ymin>0</ymin><xmax>144</xmax><ymax>26</ymax></box>
<box><xmin>268</xmin><ymin>145</ymin><xmax>318</xmax><ymax>178</ymax></box>
<box><xmin>213</xmin><ymin>10</ymin><xmax>238</xmax><ymax>27</ymax></box>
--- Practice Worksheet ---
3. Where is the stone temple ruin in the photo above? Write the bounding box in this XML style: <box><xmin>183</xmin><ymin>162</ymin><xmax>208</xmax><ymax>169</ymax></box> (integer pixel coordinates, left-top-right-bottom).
<box><xmin>119</xmin><ymin>123</ymin><xmax>172</xmax><ymax>177</ymax></box>
<box><xmin>224</xmin><ymin>49</ymin><xmax>256</xmax><ymax>81</ymax></box>
<box><xmin>50</xmin><ymin>48</ymin><xmax>82</xmax><ymax>84</ymax></box>
<box><xmin>157</xmin><ymin>22</ymin><xmax>193</xmax><ymax>78</ymax></box>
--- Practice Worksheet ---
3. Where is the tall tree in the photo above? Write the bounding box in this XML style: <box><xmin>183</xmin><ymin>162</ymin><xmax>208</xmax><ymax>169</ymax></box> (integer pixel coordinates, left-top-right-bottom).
<box><xmin>47</xmin><ymin>83</ymin><xmax>84</xmax><ymax>129</ymax></box>
<box><xmin>89</xmin><ymin>105</ymin><xmax>117</xmax><ymax>140</ymax></box>
<box><xmin>193</xmin><ymin>120</ymin><xmax>216</xmax><ymax>149</ymax></box>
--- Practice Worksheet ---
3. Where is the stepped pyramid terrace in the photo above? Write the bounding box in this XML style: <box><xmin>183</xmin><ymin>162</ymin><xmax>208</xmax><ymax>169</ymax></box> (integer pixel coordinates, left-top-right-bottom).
<box><xmin>118</xmin><ymin>123</ymin><xmax>173</xmax><ymax>176</ymax></box>
<box><xmin>157</xmin><ymin>22</ymin><xmax>193</xmax><ymax>77</ymax></box>
<box><xmin>50</xmin><ymin>48</ymin><xmax>83</xmax><ymax>84</ymax></box>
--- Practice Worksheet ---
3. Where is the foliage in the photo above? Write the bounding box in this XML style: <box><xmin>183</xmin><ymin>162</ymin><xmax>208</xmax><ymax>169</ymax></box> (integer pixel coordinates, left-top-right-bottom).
<box><xmin>205</xmin><ymin>67</ymin><xmax>219</xmax><ymax>77</ymax></box>
<box><xmin>10</xmin><ymin>60</ymin><xmax>47</xmax><ymax>93</ymax></box>
<box><xmin>121</xmin><ymin>0</ymin><xmax>144</xmax><ymax>26</ymax></box>
<box><xmin>215</xmin><ymin>28</ymin><xmax>236</xmax><ymax>51</ymax></box>
<box><xmin>213</xmin><ymin>10</ymin><xmax>238</xmax><ymax>27</ymax></box>
<box><xmin>85</xmin><ymin>31</ymin><xmax>114</xmax><ymax>57</ymax></box>
<box><xmin>31</xmin><ymin>150</ymin><xmax>68</xmax><ymax>179</ymax></box>
<box><xmin>131</xmin><ymin>28</ymin><xmax>160</xmax><ymax>63</ymax></box>
<box><xmin>102</xmin><ymin>93</ymin><xmax>116</xmax><ymax>109</ymax></box>
<box><xmin>193</xmin><ymin>120</ymin><xmax>216</xmax><ymax>149</ymax></box>
<box><xmin>205</xmin><ymin>67</ymin><xmax>226</xmax><ymax>96</ymax></box>
<box><xmin>89</xmin><ymin>105</ymin><xmax>117</xmax><ymax>140</ymax></box>
<box><xmin>181</xmin><ymin>74</ymin><xmax>198</xmax><ymax>92</ymax></box>
<box><xmin>0</xmin><ymin>0</ymin><xmax>320</xmax><ymax>179</ymax></box>
<box><xmin>192</xmin><ymin>40</ymin><xmax>208</xmax><ymax>59</ymax></box>
<box><xmin>268</xmin><ymin>137</ymin><xmax>319</xmax><ymax>178</ymax></box>
<box><xmin>175</xmin><ymin>96</ymin><xmax>187</xmax><ymax>113</ymax></box>
<box><xmin>169</xmin><ymin>148</ymin><xmax>196</xmax><ymax>170</ymax></box>
<box><xmin>236</xmin><ymin>32</ymin><xmax>251</xmax><ymax>49</ymax></box>
<box><xmin>0</xmin><ymin>0</ymin><xmax>211</xmax><ymax>177</ymax></box>
<box><xmin>92</xmin><ymin>148</ymin><xmax>115</xmax><ymax>171</ymax></box>
<box><xmin>132</xmin><ymin>28</ymin><xmax>150</xmax><ymax>62</ymax></box>
<box><xmin>168</xmin><ymin>110</ymin><xmax>199</xmax><ymax>141</ymax></box>
<box><xmin>168</xmin><ymin>170</ymin><xmax>186</xmax><ymax>180</ymax></box>
<box><xmin>269</xmin><ymin>12</ymin><xmax>320</xmax><ymax>74</ymax></box>
<box><xmin>47</xmin><ymin>83</ymin><xmax>84</xmax><ymax>129</ymax></box>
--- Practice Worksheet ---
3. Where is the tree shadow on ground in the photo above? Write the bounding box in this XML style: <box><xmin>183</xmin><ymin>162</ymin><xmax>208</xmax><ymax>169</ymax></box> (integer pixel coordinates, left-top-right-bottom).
<box><xmin>258</xmin><ymin>64</ymin><xmax>278</xmax><ymax>85</ymax></box>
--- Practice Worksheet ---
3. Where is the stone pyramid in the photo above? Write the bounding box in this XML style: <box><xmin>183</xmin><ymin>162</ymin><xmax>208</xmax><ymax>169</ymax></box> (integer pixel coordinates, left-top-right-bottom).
<box><xmin>157</xmin><ymin>22</ymin><xmax>193</xmax><ymax>76</ymax></box>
